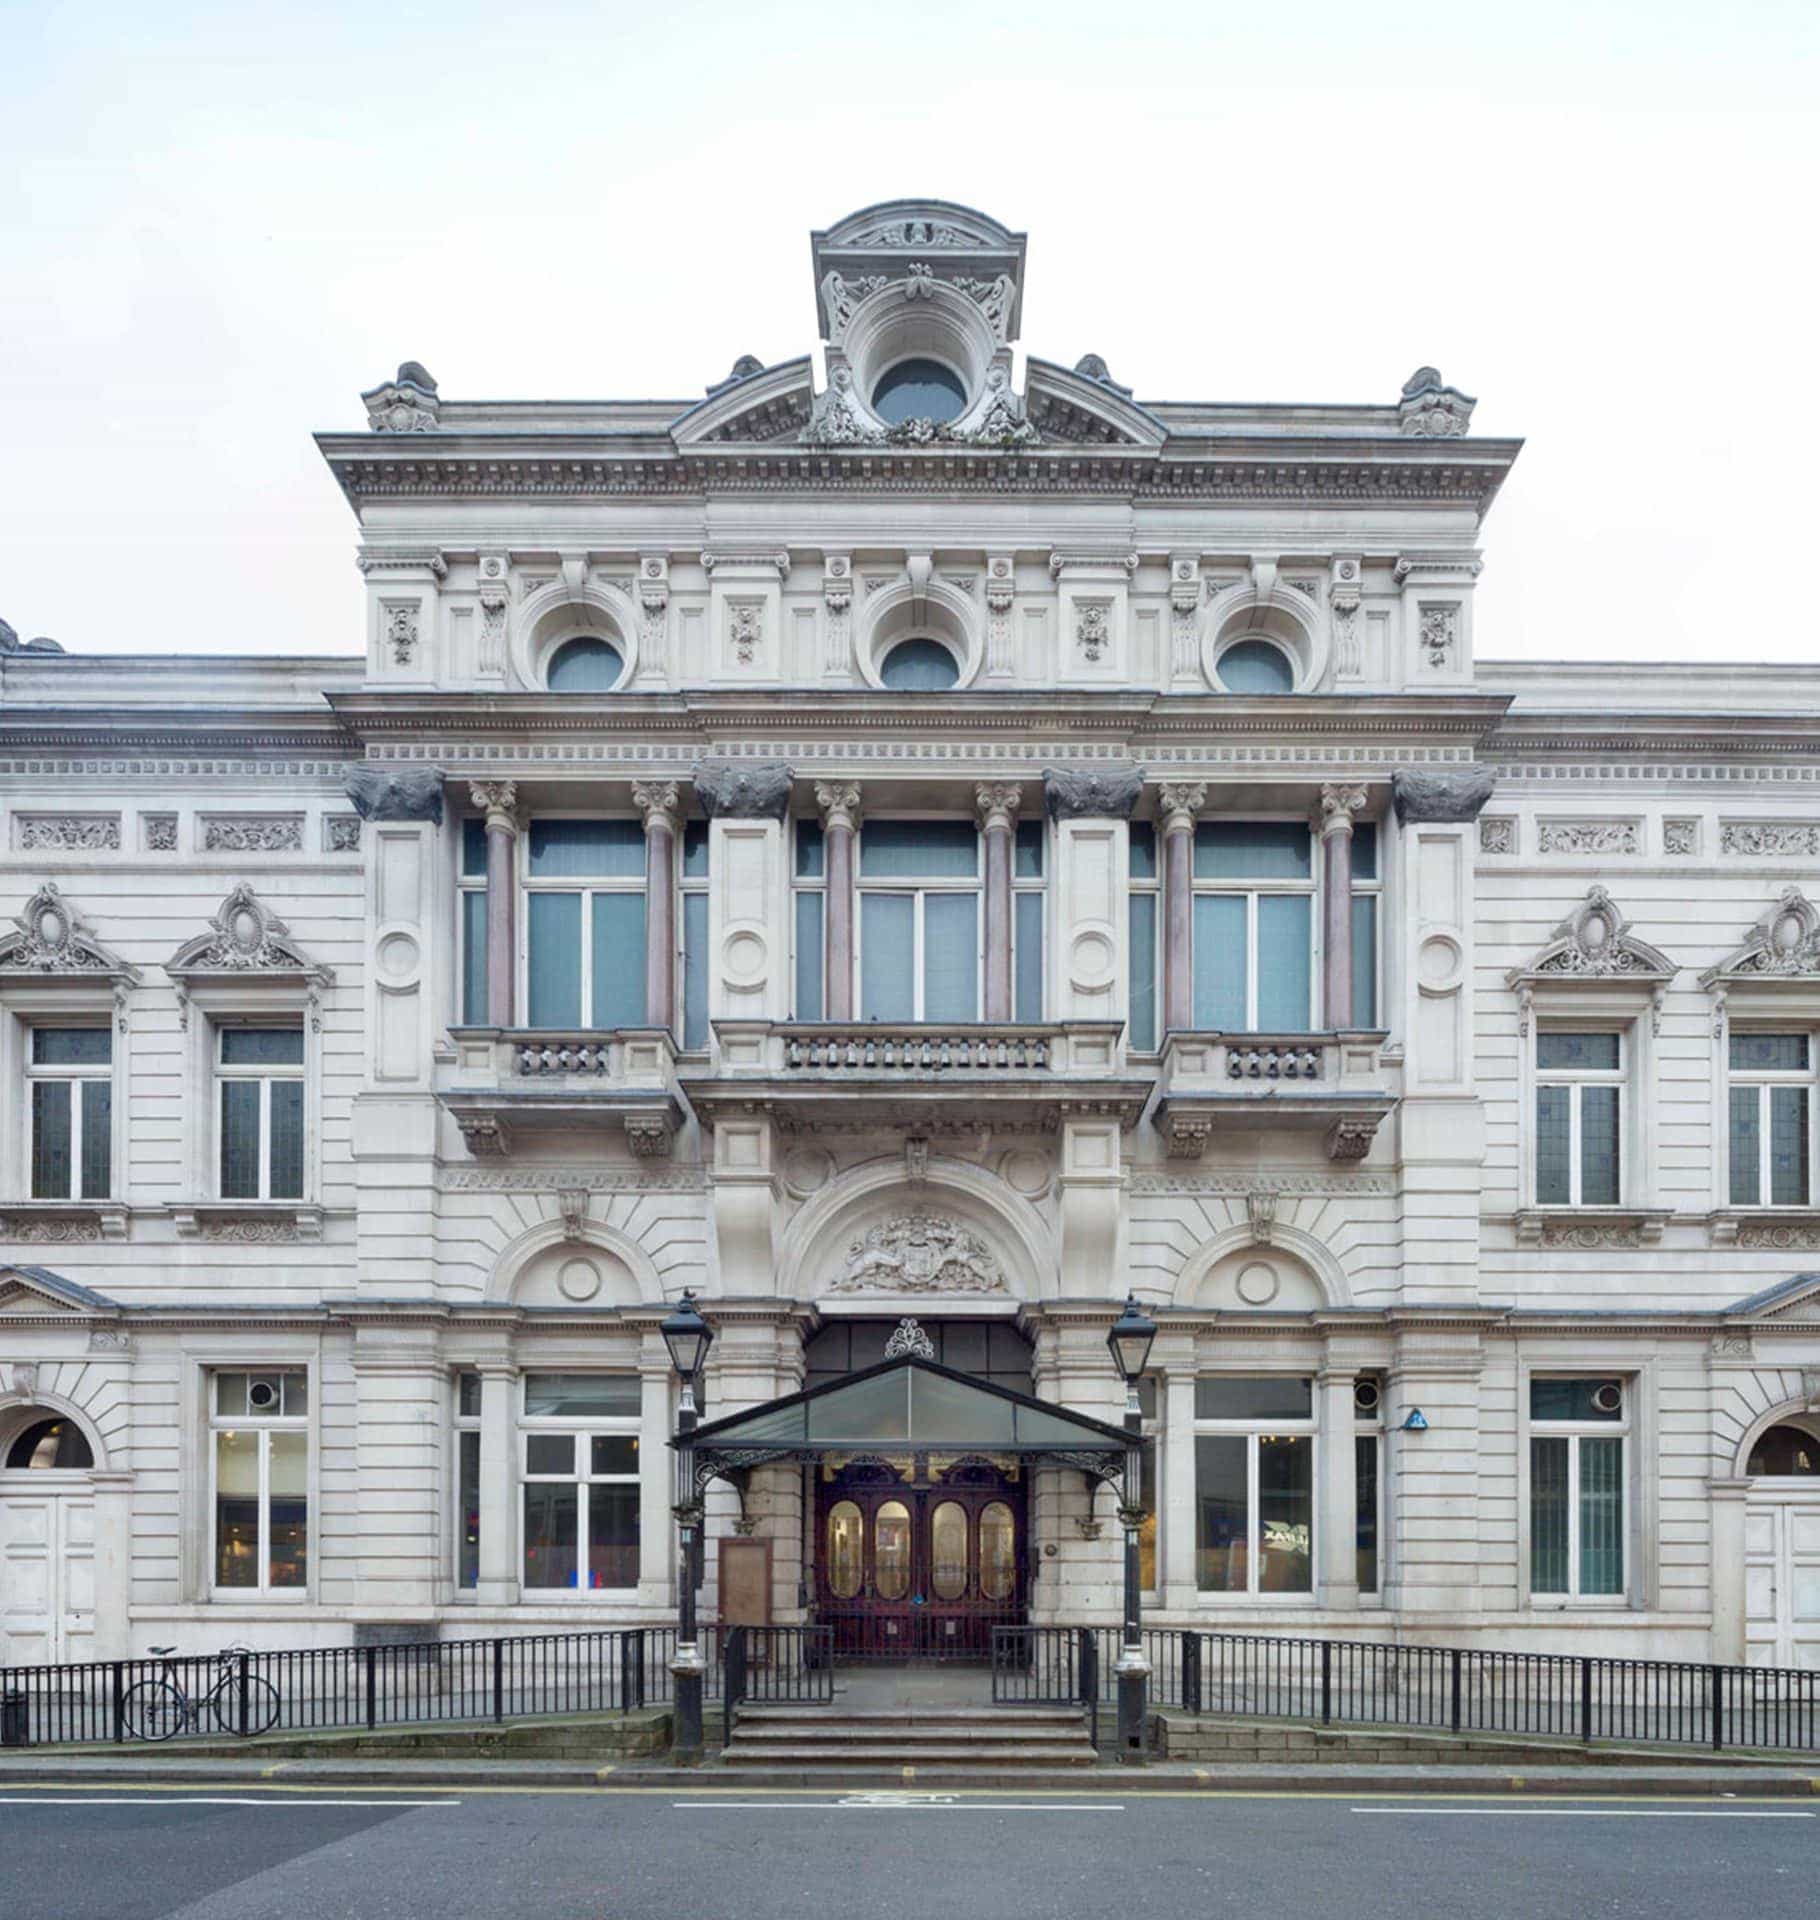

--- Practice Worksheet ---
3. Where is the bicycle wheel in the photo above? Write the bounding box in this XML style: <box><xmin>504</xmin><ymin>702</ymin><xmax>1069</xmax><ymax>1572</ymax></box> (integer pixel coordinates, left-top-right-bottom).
<box><xmin>208</xmin><ymin>1672</ymin><xmax>280</xmax><ymax>1736</ymax></box>
<box><xmin>121</xmin><ymin>1680</ymin><xmax>188</xmax><ymax>1742</ymax></box>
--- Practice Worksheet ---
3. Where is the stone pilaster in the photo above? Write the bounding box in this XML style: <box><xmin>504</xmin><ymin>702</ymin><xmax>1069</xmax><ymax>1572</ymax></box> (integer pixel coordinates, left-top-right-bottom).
<box><xmin>976</xmin><ymin>782</ymin><xmax>1021</xmax><ymax>1021</ymax></box>
<box><xmin>634</xmin><ymin>781</ymin><xmax>682</xmax><ymax>1032</ymax></box>
<box><xmin>1318</xmin><ymin>783</ymin><xmax>1367</xmax><ymax>1030</ymax></box>
<box><xmin>470</xmin><ymin>781</ymin><xmax>519</xmax><ymax>1029</ymax></box>
<box><xmin>1156</xmin><ymin>782</ymin><xmax>1206</xmax><ymax>1035</ymax></box>
<box><xmin>816</xmin><ymin>782</ymin><xmax>862</xmax><ymax>1022</ymax></box>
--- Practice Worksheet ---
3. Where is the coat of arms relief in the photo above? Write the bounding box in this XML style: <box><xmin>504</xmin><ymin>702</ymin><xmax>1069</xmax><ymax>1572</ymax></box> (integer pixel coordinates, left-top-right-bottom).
<box><xmin>830</xmin><ymin>1214</ymin><xmax>1006</xmax><ymax>1294</ymax></box>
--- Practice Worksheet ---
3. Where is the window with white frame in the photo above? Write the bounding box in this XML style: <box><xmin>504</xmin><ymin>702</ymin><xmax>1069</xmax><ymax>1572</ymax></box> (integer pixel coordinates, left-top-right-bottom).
<box><xmin>1529</xmin><ymin>1376</ymin><xmax>1626</xmax><ymax>1599</ymax></box>
<box><xmin>211</xmin><ymin>1369</ymin><xmax>309</xmax><ymax>1593</ymax></box>
<box><xmin>1013</xmin><ymin>819</ymin><xmax>1045</xmax><ymax>1023</ymax></box>
<box><xmin>455</xmin><ymin>1370</ymin><xmax>481</xmax><ymax>1590</ymax></box>
<box><xmin>217</xmin><ymin>1025</ymin><xmax>305</xmax><ymax>1200</ymax></box>
<box><xmin>793</xmin><ymin>817</ymin><xmax>826</xmax><ymax>1020</ymax></box>
<box><xmin>858</xmin><ymin>821</ymin><xmax>980</xmax><ymax>1021</ymax></box>
<box><xmin>1534</xmin><ymin>1029</ymin><xmax>1622</xmax><ymax>1206</ymax></box>
<box><xmin>458</xmin><ymin>819</ymin><xmax>488</xmax><ymax>1025</ymax></box>
<box><xmin>520</xmin><ymin>1372</ymin><xmax>642</xmax><ymax>1591</ymax></box>
<box><xmin>1349</xmin><ymin>823</ymin><xmax>1381</xmax><ymax>1028</ymax></box>
<box><xmin>1128</xmin><ymin>822</ymin><xmax>1160</xmax><ymax>1051</ymax></box>
<box><xmin>1191</xmin><ymin>823</ymin><xmax>1315</xmax><ymax>1031</ymax></box>
<box><xmin>680</xmin><ymin>821</ymin><xmax>710</xmax><ymax>1050</ymax></box>
<box><xmin>27</xmin><ymin>1026</ymin><xmax>112</xmax><ymax>1200</ymax></box>
<box><xmin>524</xmin><ymin>819</ymin><xmax>647</xmax><ymax>1029</ymax></box>
<box><xmin>1194</xmin><ymin>1375</ymin><xmax>1315</xmax><ymax>1596</ymax></box>
<box><xmin>1728</xmin><ymin>1031</ymin><xmax>1812</xmax><ymax>1207</ymax></box>
<box><xmin>1354</xmin><ymin>1375</ymin><xmax>1382</xmax><ymax>1596</ymax></box>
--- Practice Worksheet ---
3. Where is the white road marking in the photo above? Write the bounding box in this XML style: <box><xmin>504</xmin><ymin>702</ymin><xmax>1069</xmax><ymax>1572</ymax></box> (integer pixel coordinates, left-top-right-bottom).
<box><xmin>1351</xmin><ymin>1807</ymin><xmax>1813</xmax><ymax>1818</ymax></box>
<box><xmin>675</xmin><ymin>1801</ymin><xmax>1122</xmax><ymax>1812</ymax></box>
<box><xmin>0</xmin><ymin>1797</ymin><xmax>456</xmax><ymax>1809</ymax></box>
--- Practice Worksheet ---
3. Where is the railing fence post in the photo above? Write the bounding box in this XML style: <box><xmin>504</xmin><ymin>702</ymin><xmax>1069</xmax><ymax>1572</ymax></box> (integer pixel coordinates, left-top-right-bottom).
<box><xmin>363</xmin><ymin>1646</ymin><xmax>377</xmax><ymax>1732</ymax></box>
<box><xmin>1183</xmin><ymin>1632</ymin><xmax>1202</xmax><ymax>1716</ymax></box>
<box><xmin>111</xmin><ymin>1661</ymin><xmax>126</xmax><ymax>1745</ymax></box>
<box><xmin>1449</xmin><ymin>1648</ymin><xmax>1463</xmax><ymax>1734</ymax></box>
<box><xmin>493</xmin><ymin>1637</ymin><xmax>505</xmax><ymax>1725</ymax></box>
<box><xmin>241</xmin><ymin>1649</ymin><xmax>254</xmax><ymax>1738</ymax></box>
<box><xmin>1710</xmin><ymin>1664</ymin><xmax>1724</xmax><ymax>1752</ymax></box>
<box><xmin>1321</xmin><ymin>1640</ymin><xmax>1333</xmax><ymax>1726</ymax></box>
<box><xmin>1580</xmin><ymin>1657</ymin><xmax>1593</xmax><ymax>1743</ymax></box>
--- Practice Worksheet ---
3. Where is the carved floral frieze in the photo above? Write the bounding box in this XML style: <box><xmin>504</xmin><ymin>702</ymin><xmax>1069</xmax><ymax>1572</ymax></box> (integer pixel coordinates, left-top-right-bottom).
<box><xmin>14</xmin><ymin>815</ymin><xmax>120</xmax><ymax>852</ymax></box>
<box><xmin>202</xmin><ymin>817</ymin><xmax>303</xmax><ymax>854</ymax></box>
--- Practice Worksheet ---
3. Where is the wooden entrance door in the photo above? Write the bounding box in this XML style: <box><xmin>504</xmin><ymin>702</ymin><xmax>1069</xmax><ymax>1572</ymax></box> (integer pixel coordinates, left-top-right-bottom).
<box><xmin>1745</xmin><ymin>1495</ymin><xmax>1820</xmax><ymax>1670</ymax></box>
<box><xmin>0</xmin><ymin>1490</ymin><xmax>96</xmax><ymax>1667</ymax></box>
<box><xmin>814</xmin><ymin>1457</ymin><xmax>1025</xmax><ymax>1660</ymax></box>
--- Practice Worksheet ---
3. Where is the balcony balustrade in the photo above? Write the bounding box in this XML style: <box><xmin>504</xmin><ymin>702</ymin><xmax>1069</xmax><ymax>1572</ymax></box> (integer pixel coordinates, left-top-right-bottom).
<box><xmin>439</xmin><ymin>1027</ymin><xmax>682</xmax><ymax>1159</ymax></box>
<box><xmin>1156</xmin><ymin>1029</ymin><xmax>1397</xmax><ymax>1162</ymax></box>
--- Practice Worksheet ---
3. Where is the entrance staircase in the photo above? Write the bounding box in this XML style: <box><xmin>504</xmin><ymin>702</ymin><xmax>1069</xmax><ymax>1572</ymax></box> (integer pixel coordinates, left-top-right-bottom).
<box><xmin>718</xmin><ymin>1702</ymin><xmax>1100</xmax><ymax>1780</ymax></box>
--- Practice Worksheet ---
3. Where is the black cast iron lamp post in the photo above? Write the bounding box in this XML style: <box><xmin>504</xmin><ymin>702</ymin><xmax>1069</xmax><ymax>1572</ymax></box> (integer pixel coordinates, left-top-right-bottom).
<box><xmin>1106</xmin><ymin>1293</ymin><xmax>1156</xmax><ymax>1762</ymax></box>
<box><xmin>661</xmin><ymin>1289</ymin><xmax>713</xmax><ymax>1760</ymax></box>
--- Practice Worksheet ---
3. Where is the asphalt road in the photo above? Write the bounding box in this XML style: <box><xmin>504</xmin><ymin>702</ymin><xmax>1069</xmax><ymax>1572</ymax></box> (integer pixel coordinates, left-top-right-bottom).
<box><xmin>1</xmin><ymin>1787</ymin><xmax>1815</xmax><ymax>1920</ymax></box>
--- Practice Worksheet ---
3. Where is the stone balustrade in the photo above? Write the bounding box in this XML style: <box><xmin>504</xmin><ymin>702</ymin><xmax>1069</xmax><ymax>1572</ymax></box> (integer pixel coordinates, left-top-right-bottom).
<box><xmin>779</xmin><ymin>1024</ymin><xmax>1054</xmax><ymax>1074</ymax></box>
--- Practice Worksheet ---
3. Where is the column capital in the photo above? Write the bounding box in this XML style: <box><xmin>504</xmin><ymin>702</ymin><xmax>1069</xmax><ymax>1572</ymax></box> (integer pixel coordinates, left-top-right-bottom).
<box><xmin>815</xmin><ymin>780</ymin><xmax>863</xmax><ymax>833</ymax></box>
<box><xmin>1156</xmin><ymin>781</ymin><xmax>1207</xmax><ymax>835</ymax></box>
<box><xmin>632</xmin><ymin>779</ymin><xmax>682</xmax><ymax>834</ymax></box>
<box><xmin>469</xmin><ymin>780</ymin><xmax>520</xmax><ymax>835</ymax></box>
<box><xmin>1318</xmin><ymin>782</ymin><xmax>1369</xmax><ymax>838</ymax></box>
<box><xmin>975</xmin><ymin>782</ymin><xmax>1022</xmax><ymax>834</ymax></box>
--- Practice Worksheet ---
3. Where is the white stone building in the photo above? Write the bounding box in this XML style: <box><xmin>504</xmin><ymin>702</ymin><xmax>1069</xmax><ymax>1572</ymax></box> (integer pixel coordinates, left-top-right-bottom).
<box><xmin>3</xmin><ymin>199</ymin><xmax>1818</xmax><ymax>1678</ymax></box>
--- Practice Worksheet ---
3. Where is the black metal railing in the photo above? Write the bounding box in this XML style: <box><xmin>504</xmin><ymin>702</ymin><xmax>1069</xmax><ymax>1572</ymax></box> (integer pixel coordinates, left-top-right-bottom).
<box><xmin>998</xmin><ymin>1625</ymin><xmax>1820</xmax><ymax>1755</ymax></box>
<box><xmin>721</xmin><ymin>1624</ymin><xmax>835</xmax><ymax>1744</ymax></box>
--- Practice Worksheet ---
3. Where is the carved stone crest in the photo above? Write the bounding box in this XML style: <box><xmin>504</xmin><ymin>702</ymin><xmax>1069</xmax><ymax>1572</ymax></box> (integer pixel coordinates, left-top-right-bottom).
<box><xmin>1518</xmin><ymin>887</ymin><xmax>1674</xmax><ymax>981</ymax></box>
<box><xmin>1043</xmin><ymin>763</ymin><xmax>1145</xmax><ymax>821</ymax></box>
<box><xmin>1397</xmin><ymin>367</ymin><xmax>1475</xmax><ymax>438</ymax></box>
<box><xmin>692</xmin><ymin>760</ymin><xmax>794</xmax><ymax>821</ymax></box>
<box><xmin>345</xmin><ymin>767</ymin><xmax>446</xmax><ymax>825</ymax></box>
<box><xmin>361</xmin><ymin>361</ymin><xmax>441</xmax><ymax>433</ymax></box>
<box><xmin>1702</xmin><ymin>888</ymin><xmax>1820</xmax><ymax>984</ymax></box>
<box><xmin>168</xmin><ymin>884</ymin><xmax>333</xmax><ymax>985</ymax></box>
<box><xmin>830</xmin><ymin>1215</ymin><xmax>1006</xmax><ymax>1295</ymax></box>
<box><xmin>0</xmin><ymin>882</ymin><xmax>138</xmax><ymax>980</ymax></box>
<box><xmin>1391</xmin><ymin>766</ymin><xmax>1495</xmax><ymax>824</ymax></box>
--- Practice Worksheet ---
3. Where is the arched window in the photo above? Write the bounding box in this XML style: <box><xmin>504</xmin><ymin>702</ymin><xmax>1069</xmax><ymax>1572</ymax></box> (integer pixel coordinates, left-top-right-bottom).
<box><xmin>880</xmin><ymin>637</ymin><xmax>960</xmax><ymax>691</ymax></box>
<box><xmin>1748</xmin><ymin>1423</ymin><xmax>1820</xmax><ymax>1476</ymax></box>
<box><xmin>1218</xmin><ymin>639</ymin><xmax>1295</xmax><ymax>695</ymax></box>
<box><xmin>546</xmin><ymin>636</ymin><xmax>625</xmax><ymax>693</ymax></box>
<box><xmin>872</xmin><ymin>358</ymin><xmax>967</xmax><ymax>426</ymax></box>
<box><xmin>5</xmin><ymin>1417</ymin><xmax>95</xmax><ymax>1470</ymax></box>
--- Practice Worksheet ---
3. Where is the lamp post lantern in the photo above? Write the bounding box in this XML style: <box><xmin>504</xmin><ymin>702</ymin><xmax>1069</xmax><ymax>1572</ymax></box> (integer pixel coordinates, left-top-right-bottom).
<box><xmin>1107</xmin><ymin>1294</ymin><xmax>1157</xmax><ymax>1762</ymax></box>
<box><xmin>661</xmin><ymin>1289</ymin><xmax>713</xmax><ymax>1760</ymax></box>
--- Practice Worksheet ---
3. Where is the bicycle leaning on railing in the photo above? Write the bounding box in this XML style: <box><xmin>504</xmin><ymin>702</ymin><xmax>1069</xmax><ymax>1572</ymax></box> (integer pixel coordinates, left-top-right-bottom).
<box><xmin>121</xmin><ymin>1646</ymin><xmax>282</xmax><ymax>1741</ymax></box>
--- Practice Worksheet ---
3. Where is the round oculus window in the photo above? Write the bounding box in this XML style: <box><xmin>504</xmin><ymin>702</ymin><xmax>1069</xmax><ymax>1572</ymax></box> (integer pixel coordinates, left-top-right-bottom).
<box><xmin>547</xmin><ymin>635</ymin><xmax>625</xmax><ymax>692</ymax></box>
<box><xmin>879</xmin><ymin>637</ymin><xmax>961</xmax><ymax>691</ymax></box>
<box><xmin>1218</xmin><ymin>638</ymin><xmax>1296</xmax><ymax>694</ymax></box>
<box><xmin>871</xmin><ymin>357</ymin><xmax>968</xmax><ymax>426</ymax></box>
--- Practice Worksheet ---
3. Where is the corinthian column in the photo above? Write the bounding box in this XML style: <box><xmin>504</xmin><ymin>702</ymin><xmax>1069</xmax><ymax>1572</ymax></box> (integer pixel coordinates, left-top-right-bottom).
<box><xmin>470</xmin><ymin>781</ymin><xmax>519</xmax><ymax>1027</ymax></box>
<box><xmin>976</xmin><ymin>782</ymin><xmax>1021</xmax><ymax>1021</ymax></box>
<box><xmin>634</xmin><ymin>781</ymin><xmax>682</xmax><ymax>1031</ymax></box>
<box><xmin>1319</xmin><ymin>783</ymin><xmax>1367</xmax><ymax>1029</ymax></box>
<box><xmin>816</xmin><ymin>782</ymin><xmax>862</xmax><ymax>1021</ymax></box>
<box><xmin>1157</xmin><ymin>782</ymin><xmax>1206</xmax><ymax>1034</ymax></box>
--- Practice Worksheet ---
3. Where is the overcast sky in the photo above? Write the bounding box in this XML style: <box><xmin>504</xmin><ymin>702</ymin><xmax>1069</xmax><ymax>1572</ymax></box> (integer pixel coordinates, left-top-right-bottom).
<box><xmin>4</xmin><ymin>1</ymin><xmax>1814</xmax><ymax>665</ymax></box>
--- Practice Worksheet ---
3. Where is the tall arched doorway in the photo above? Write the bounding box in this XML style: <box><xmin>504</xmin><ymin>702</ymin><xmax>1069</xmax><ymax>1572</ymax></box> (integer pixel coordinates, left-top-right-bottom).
<box><xmin>1744</xmin><ymin>1417</ymin><xmax>1820</xmax><ymax>1670</ymax></box>
<box><xmin>0</xmin><ymin>1409</ymin><xmax>98</xmax><ymax>1666</ymax></box>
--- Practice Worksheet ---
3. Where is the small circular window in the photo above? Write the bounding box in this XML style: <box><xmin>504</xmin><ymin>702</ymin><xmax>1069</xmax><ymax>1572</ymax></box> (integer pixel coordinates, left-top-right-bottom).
<box><xmin>547</xmin><ymin>636</ymin><xmax>624</xmax><ymax>692</ymax></box>
<box><xmin>1218</xmin><ymin>639</ymin><xmax>1295</xmax><ymax>694</ymax></box>
<box><xmin>880</xmin><ymin>637</ymin><xmax>960</xmax><ymax>691</ymax></box>
<box><xmin>872</xmin><ymin>357</ymin><xmax>968</xmax><ymax>426</ymax></box>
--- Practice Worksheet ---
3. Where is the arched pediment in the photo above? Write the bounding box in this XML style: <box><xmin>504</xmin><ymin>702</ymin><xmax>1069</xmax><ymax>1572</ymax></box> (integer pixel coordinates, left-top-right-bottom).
<box><xmin>487</xmin><ymin>1204</ymin><xmax>664</xmax><ymax>1307</ymax></box>
<box><xmin>1170</xmin><ymin>1222</ymin><xmax>1350</xmax><ymax>1312</ymax></box>
<box><xmin>671</xmin><ymin>357</ymin><xmax>814</xmax><ymax>447</ymax></box>
<box><xmin>167</xmin><ymin>884</ymin><xmax>331</xmax><ymax>988</ymax></box>
<box><xmin>1701</xmin><ymin>888</ymin><xmax>1820</xmax><ymax>987</ymax></box>
<box><xmin>0</xmin><ymin>883</ymin><xmax>139</xmax><ymax>984</ymax></box>
<box><xmin>1023</xmin><ymin>358</ymin><xmax>1166</xmax><ymax>449</ymax></box>
<box><xmin>1509</xmin><ymin>887</ymin><xmax>1675</xmax><ymax>989</ymax></box>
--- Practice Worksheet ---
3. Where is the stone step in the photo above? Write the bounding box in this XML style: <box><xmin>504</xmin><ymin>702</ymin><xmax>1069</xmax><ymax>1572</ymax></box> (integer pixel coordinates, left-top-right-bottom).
<box><xmin>728</xmin><ymin>1724</ymin><xmax>1093</xmax><ymax>1749</ymax></box>
<box><xmin>718</xmin><ymin>1742</ymin><xmax>1100</xmax><ymax>1768</ymax></box>
<box><xmin>735</xmin><ymin>1707</ymin><xmax>1087</xmax><ymax>1727</ymax></box>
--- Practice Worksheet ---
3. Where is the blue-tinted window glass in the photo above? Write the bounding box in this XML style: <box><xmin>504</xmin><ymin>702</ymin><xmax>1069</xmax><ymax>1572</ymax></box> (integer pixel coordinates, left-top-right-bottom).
<box><xmin>880</xmin><ymin>638</ymin><xmax>960</xmax><ymax>691</ymax></box>
<box><xmin>1014</xmin><ymin>891</ymin><xmax>1043</xmax><ymax>1023</ymax></box>
<box><xmin>1730</xmin><ymin>1032</ymin><xmax>1809</xmax><ymax>1072</ymax></box>
<box><xmin>1579</xmin><ymin>1085</ymin><xmax>1620</xmax><ymax>1205</ymax></box>
<box><xmin>1193</xmin><ymin>822</ymin><xmax>1311</xmax><ymax>880</ymax></box>
<box><xmin>872</xmin><ymin>357</ymin><xmax>967</xmax><ymax>425</ymax></box>
<box><xmin>527</xmin><ymin>893</ymin><xmax>583</xmax><ymax>1026</ymax></box>
<box><xmin>1192</xmin><ymin>895</ymin><xmax>1247</xmax><ymax>1029</ymax></box>
<box><xmin>220</xmin><ymin>1079</ymin><xmax>261</xmax><ymax>1198</ymax></box>
<box><xmin>795</xmin><ymin>819</ymin><xmax>825</xmax><ymax>878</ymax></box>
<box><xmin>1014</xmin><ymin>819</ymin><xmax>1044</xmax><ymax>878</ymax></box>
<box><xmin>1351</xmin><ymin>896</ymin><xmax>1377</xmax><ymax>1028</ymax></box>
<box><xmin>1351</xmin><ymin>821</ymin><xmax>1378</xmax><ymax>880</ymax></box>
<box><xmin>220</xmin><ymin>1028</ymin><xmax>304</xmax><ymax>1067</ymax></box>
<box><xmin>269</xmin><ymin>1080</ymin><xmax>305</xmax><ymax>1200</ymax></box>
<box><xmin>546</xmin><ymin>636</ymin><xmax>623</xmax><ymax>692</ymax></box>
<box><xmin>32</xmin><ymin>1028</ymin><xmax>112</xmax><ymax>1066</ymax></box>
<box><xmin>681</xmin><ymin>822</ymin><xmax>710</xmax><ymax>879</ymax></box>
<box><xmin>1730</xmin><ymin>1085</ymin><xmax>1762</xmax><ymax>1206</ymax></box>
<box><xmin>1770</xmin><ymin>1085</ymin><xmax>1810</xmax><ymax>1205</ymax></box>
<box><xmin>30</xmin><ymin>1082</ymin><xmax>71</xmax><ymax>1200</ymax></box>
<box><xmin>1530</xmin><ymin>1435</ymin><xmax>1570</xmax><ymax>1593</ymax></box>
<box><xmin>1218</xmin><ymin>640</ymin><xmax>1295</xmax><ymax>694</ymax></box>
<box><xmin>1530</xmin><ymin>1378</ymin><xmax>1624</xmax><ymax>1422</ymax></box>
<box><xmin>1257</xmin><ymin>895</ymin><xmax>1311</xmax><ymax>1031</ymax></box>
<box><xmin>528</xmin><ymin>819</ymin><xmax>646</xmax><ymax>878</ymax></box>
<box><xmin>79</xmin><ymin>1081</ymin><xmax>112</xmax><ymax>1201</ymax></box>
<box><xmin>591</xmin><ymin>893</ymin><xmax>647</xmax><ymax>1028</ymax></box>
<box><xmin>861</xmin><ymin>894</ymin><xmax>915</xmax><ymax>1019</ymax></box>
<box><xmin>1195</xmin><ymin>1434</ymin><xmax>1249</xmax><ymax>1593</ymax></box>
<box><xmin>461</xmin><ymin>819</ymin><xmax>488</xmax><ymax>877</ymax></box>
<box><xmin>1537</xmin><ymin>1031</ymin><xmax>1621</xmax><ymax>1071</ymax></box>
<box><xmin>682</xmin><ymin>893</ymin><xmax>709</xmax><ymax>1050</ymax></box>
<box><xmin>1128</xmin><ymin>894</ymin><xmax>1157</xmax><ymax>1050</ymax></box>
<box><xmin>923</xmin><ymin>893</ymin><xmax>978</xmax><ymax>1022</ymax></box>
<box><xmin>1535</xmin><ymin>1084</ymin><xmax>1572</xmax><ymax>1205</ymax></box>
<box><xmin>1195</xmin><ymin>1375</ymin><xmax>1314</xmax><ymax>1420</ymax></box>
<box><xmin>461</xmin><ymin>890</ymin><xmax>488</xmax><ymax>1025</ymax></box>
<box><xmin>861</xmin><ymin>821</ymin><xmax>978</xmax><ymax>877</ymax></box>
<box><xmin>1579</xmin><ymin>1436</ymin><xmax>1624</xmax><ymax>1596</ymax></box>
<box><xmin>795</xmin><ymin>892</ymin><xmax>825</xmax><ymax>1020</ymax></box>
<box><xmin>1128</xmin><ymin>821</ymin><xmax>1157</xmax><ymax>879</ymax></box>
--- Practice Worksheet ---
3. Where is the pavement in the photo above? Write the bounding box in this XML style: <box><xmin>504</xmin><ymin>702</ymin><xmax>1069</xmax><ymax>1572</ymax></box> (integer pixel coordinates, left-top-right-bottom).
<box><xmin>2</xmin><ymin>1783</ymin><xmax>1819</xmax><ymax>1920</ymax></box>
